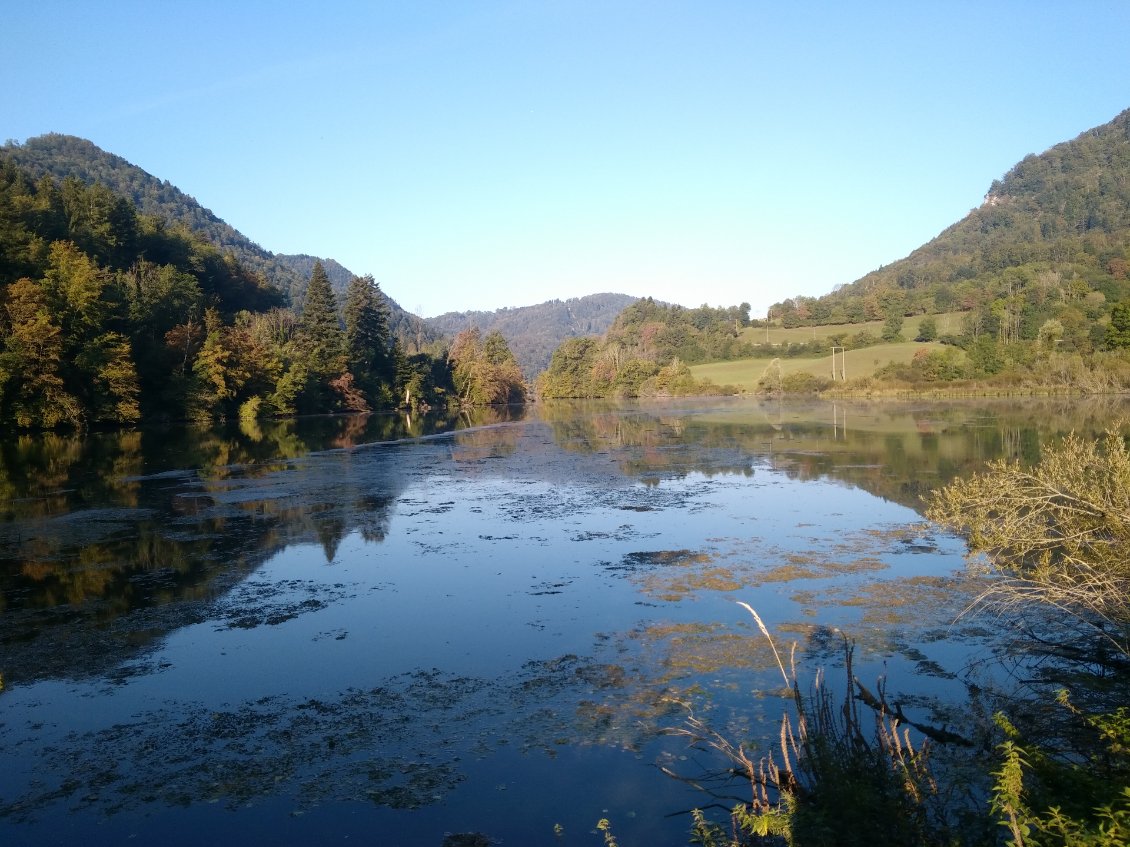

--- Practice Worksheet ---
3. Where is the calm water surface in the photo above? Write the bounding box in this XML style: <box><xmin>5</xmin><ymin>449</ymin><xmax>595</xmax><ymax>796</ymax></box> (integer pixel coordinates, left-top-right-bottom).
<box><xmin>1</xmin><ymin>397</ymin><xmax>1126</xmax><ymax>846</ymax></box>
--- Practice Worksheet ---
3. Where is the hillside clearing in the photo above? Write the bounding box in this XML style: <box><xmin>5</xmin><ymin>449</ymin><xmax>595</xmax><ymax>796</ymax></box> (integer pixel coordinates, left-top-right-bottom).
<box><xmin>692</xmin><ymin>342</ymin><xmax>948</xmax><ymax>391</ymax></box>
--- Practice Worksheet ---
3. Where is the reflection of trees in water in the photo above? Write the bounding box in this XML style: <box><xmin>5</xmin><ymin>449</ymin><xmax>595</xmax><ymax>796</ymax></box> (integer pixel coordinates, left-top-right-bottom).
<box><xmin>0</xmin><ymin>405</ymin><xmax>541</xmax><ymax>686</ymax></box>
<box><xmin>0</xmin><ymin>418</ymin><xmax>443</xmax><ymax>685</ymax></box>
<box><xmin>3</xmin><ymin>400</ymin><xmax>1125</xmax><ymax>709</ymax></box>
<box><xmin>546</xmin><ymin>410</ymin><xmax>758</xmax><ymax>480</ymax></box>
<box><xmin>0</xmin><ymin>431</ymin><xmax>145</xmax><ymax>520</ymax></box>
<box><xmin>539</xmin><ymin>399</ymin><xmax>1109</xmax><ymax>505</ymax></box>
<box><xmin>449</xmin><ymin>423</ymin><xmax>521</xmax><ymax>464</ymax></box>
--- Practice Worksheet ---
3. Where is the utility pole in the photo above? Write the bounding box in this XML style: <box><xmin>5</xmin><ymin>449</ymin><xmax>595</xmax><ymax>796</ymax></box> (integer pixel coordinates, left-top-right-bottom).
<box><xmin>830</xmin><ymin>346</ymin><xmax>846</xmax><ymax>381</ymax></box>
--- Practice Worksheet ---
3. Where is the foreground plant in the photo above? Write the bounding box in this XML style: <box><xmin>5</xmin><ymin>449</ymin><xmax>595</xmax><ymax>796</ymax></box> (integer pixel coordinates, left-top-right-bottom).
<box><xmin>667</xmin><ymin>604</ymin><xmax>955</xmax><ymax>847</ymax></box>
<box><xmin>654</xmin><ymin>429</ymin><xmax>1130</xmax><ymax>846</ymax></box>
<box><xmin>992</xmin><ymin>702</ymin><xmax>1130</xmax><ymax>847</ymax></box>
<box><xmin>928</xmin><ymin>427</ymin><xmax>1130</xmax><ymax>845</ymax></box>
<box><xmin>926</xmin><ymin>427</ymin><xmax>1130</xmax><ymax>655</ymax></box>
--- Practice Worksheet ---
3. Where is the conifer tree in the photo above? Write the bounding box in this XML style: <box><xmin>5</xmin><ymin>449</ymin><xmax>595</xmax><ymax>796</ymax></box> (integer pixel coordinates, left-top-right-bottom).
<box><xmin>298</xmin><ymin>262</ymin><xmax>343</xmax><ymax>371</ymax></box>
<box><xmin>294</xmin><ymin>261</ymin><xmax>345</xmax><ymax>412</ymax></box>
<box><xmin>343</xmin><ymin>274</ymin><xmax>394</xmax><ymax>405</ymax></box>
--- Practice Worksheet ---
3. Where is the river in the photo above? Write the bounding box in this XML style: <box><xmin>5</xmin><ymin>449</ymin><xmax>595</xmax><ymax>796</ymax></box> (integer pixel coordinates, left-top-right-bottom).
<box><xmin>1</xmin><ymin>397</ymin><xmax>1124</xmax><ymax>846</ymax></box>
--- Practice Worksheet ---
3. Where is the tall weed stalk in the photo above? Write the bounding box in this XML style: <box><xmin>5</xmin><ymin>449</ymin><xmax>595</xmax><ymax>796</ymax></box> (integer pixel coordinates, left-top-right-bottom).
<box><xmin>669</xmin><ymin>604</ymin><xmax>955</xmax><ymax>847</ymax></box>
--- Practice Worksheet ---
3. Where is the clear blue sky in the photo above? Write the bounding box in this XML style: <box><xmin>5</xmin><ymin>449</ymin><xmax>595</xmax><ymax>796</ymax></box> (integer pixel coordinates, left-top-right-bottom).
<box><xmin>5</xmin><ymin>2</ymin><xmax>1129</xmax><ymax>318</ymax></box>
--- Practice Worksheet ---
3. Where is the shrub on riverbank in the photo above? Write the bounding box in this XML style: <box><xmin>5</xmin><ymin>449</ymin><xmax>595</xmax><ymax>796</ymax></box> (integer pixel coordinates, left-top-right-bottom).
<box><xmin>661</xmin><ymin>430</ymin><xmax>1130</xmax><ymax>846</ymax></box>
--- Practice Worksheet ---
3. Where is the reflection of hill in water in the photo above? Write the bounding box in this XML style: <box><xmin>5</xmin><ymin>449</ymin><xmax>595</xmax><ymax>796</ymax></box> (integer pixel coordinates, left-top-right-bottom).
<box><xmin>1</xmin><ymin>397</ymin><xmax>1122</xmax><ymax>687</ymax></box>
<box><xmin>537</xmin><ymin>396</ymin><xmax>1126</xmax><ymax>509</ymax></box>
<box><xmin>3</xmin><ymin>397</ymin><xmax>1123</xmax><ymax>834</ymax></box>
<box><xmin>0</xmin><ymin>409</ymin><xmax>524</xmax><ymax>685</ymax></box>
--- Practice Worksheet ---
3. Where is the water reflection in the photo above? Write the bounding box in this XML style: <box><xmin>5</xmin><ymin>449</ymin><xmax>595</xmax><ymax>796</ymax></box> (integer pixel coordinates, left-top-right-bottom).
<box><xmin>0</xmin><ymin>398</ymin><xmax>1120</xmax><ymax>686</ymax></box>
<box><xmin>1</xmin><ymin>398</ymin><xmax>1126</xmax><ymax>844</ymax></box>
<box><xmin>0</xmin><ymin>407</ymin><xmax>525</xmax><ymax>684</ymax></box>
<box><xmin>540</xmin><ymin>396</ymin><xmax>1128</xmax><ymax>507</ymax></box>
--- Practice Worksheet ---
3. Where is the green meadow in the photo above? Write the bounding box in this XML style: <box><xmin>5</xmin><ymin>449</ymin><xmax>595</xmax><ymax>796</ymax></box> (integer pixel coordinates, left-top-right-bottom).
<box><xmin>691</xmin><ymin>341</ymin><xmax>949</xmax><ymax>391</ymax></box>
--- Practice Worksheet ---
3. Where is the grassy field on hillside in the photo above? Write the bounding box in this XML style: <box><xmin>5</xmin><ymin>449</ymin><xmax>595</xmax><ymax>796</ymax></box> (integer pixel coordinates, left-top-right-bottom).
<box><xmin>742</xmin><ymin>312</ymin><xmax>965</xmax><ymax>347</ymax></box>
<box><xmin>692</xmin><ymin>341</ymin><xmax>948</xmax><ymax>391</ymax></box>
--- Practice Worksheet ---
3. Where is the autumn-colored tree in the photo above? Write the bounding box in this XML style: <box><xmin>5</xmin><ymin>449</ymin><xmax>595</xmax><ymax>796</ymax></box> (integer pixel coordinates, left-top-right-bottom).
<box><xmin>0</xmin><ymin>276</ymin><xmax>83</xmax><ymax>427</ymax></box>
<box><xmin>449</xmin><ymin>328</ymin><xmax>526</xmax><ymax>406</ymax></box>
<box><xmin>190</xmin><ymin>307</ymin><xmax>239</xmax><ymax>419</ymax></box>
<box><xmin>641</xmin><ymin>357</ymin><xmax>699</xmax><ymax>396</ymax></box>
<box><xmin>36</xmin><ymin>241</ymin><xmax>139</xmax><ymax>422</ymax></box>
<box><xmin>537</xmin><ymin>337</ymin><xmax>600</xmax><ymax>398</ymax></box>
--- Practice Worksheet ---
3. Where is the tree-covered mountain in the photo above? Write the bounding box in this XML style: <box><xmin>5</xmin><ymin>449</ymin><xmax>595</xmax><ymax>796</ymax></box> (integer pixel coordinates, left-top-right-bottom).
<box><xmin>535</xmin><ymin>107</ymin><xmax>1130</xmax><ymax>396</ymax></box>
<box><xmin>0</xmin><ymin>134</ymin><xmax>444</xmax><ymax>353</ymax></box>
<box><xmin>776</xmin><ymin>108</ymin><xmax>1130</xmax><ymax>329</ymax></box>
<box><xmin>752</xmin><ymin>107</ymin><xmax>1130</xmax><ymax>391</ymax></box>
<box><xmin>426</xmin><ymin>293</ymin><xmax>637</xmax><ymax>378</ymax></box>
<box><xmin>0</xmin><ymin>154</ymin><xmax>461</xmax><ymax>428</ymax></box>
<box><xmin>0</xmin><ymin>134</ymin><xmax>305</xmax><ymax>295</ymax></box>
<box><xmin>271</xmin><ymin>254</ymin><xmax>355</xmax><ymax>303</ymax></box>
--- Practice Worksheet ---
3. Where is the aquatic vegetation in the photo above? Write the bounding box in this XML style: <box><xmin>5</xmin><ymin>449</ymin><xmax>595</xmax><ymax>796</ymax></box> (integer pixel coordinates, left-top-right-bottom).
<box><xmin>667</xmin><ymin>605</ymin><xmax>974</xmax><ymax>847</ymax></box>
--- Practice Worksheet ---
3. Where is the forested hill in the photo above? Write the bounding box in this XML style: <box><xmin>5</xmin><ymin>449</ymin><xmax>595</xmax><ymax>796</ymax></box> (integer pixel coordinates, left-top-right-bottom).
<box><xmin>800</xmin><ymin>107</ymin><xmax>1130</xmax><ymax>322</ymax></box>
<box><xmin>271</xmin><ymin>254</ymin><xmax>355</xmax><ymax>301</ymax></box>
<box><xmin>0</xmin><ymin>134</ymin><xmax>441</xmax><ymax>351</ymax></box>
<box><xmin>426</xmin><ymin>293</ymin><xmax>637</xmax><ymax>377</ymax></box>
<box><xmin>0</xmin><ymin>134</ymin><xmax>306</xmax><ymax>297</ymax></box>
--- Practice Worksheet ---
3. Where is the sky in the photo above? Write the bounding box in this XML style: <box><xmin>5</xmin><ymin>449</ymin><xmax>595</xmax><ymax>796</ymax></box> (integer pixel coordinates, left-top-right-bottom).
<box><xmin>5</xmin><ymin>2</ymin><xmax>1130</xmax><ymax>319</ymax></box>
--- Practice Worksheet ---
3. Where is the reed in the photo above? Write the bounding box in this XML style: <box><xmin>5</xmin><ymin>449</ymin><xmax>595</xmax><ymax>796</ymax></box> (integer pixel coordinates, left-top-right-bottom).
<box><xmin>668</xmin><ymin>603</ymin><xmax>954</xmax><ymax>846</ymax></box>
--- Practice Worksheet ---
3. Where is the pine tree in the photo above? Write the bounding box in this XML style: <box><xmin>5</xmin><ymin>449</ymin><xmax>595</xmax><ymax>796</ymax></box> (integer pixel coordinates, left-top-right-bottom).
<box><xmin>343</xmin><ymin>274</ymin><xmax>394</xmax><ymax>405</ymax></box>
<box><xmin>298</xmin><ymin>262</ymin><xmax>343</xmax><ymax>370</ymax></box>
<box><xmin>294</xmin><ymin>261</ymin><xmax>345</xmax><ymax>412</ymax></box>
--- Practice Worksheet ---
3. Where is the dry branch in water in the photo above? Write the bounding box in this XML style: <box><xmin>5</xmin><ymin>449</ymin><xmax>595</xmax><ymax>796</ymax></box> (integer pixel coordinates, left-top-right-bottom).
<box><xmin>665</xmin><ymin>604</ymin><xmax>946</xmax><ymax>844</ymax></box>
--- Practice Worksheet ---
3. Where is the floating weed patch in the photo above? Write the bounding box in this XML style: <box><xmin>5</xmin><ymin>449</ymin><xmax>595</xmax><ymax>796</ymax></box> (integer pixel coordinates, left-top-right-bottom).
<box><xmin>2</xmin><ymin>658</ymin><xmax>654</xmax><ymax>822</ymax></box>
<box><xmin>629</xmin><ymin>539</ymin><xmax>895</xmax><ymax>602</ymax></box>
<box><xmin>862</xmin><ymin>522</ymin><xmax>943</xmax><ymax>553</ymax></box>
<box><xmin>215</xmin><ymin>578</ymin><xmax>352</xmax><ymax>630</ymax></box>
<box><xmin>640</xmin><ymin>566</ymin><xmax>746</xmax><ymax>602</ymax></box>
<box><xmin>839</xmin><ymin>575</ymin><xmax>966</xmax><ymax>617</ymax></box>
<box><xmin>789</xmin><ymin>574</ymin><xmax>995</xmax><ymax>662</ymax></box>
<box><xmin>758</xmin><ymin>555</ymin><xmax>888</xmax><ymax>584</ymax></box>
<box><xmin>628</xmin><ymin>621</ymin><xmax>793</xmax><ymax>691</ymax></box>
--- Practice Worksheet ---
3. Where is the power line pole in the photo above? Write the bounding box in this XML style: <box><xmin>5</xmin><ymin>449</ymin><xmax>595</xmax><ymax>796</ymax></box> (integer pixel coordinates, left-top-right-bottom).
<box><xmin>830</xmin><ymin>346</ymin><xmax>846</xmax><ymax>381</ymax></box>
